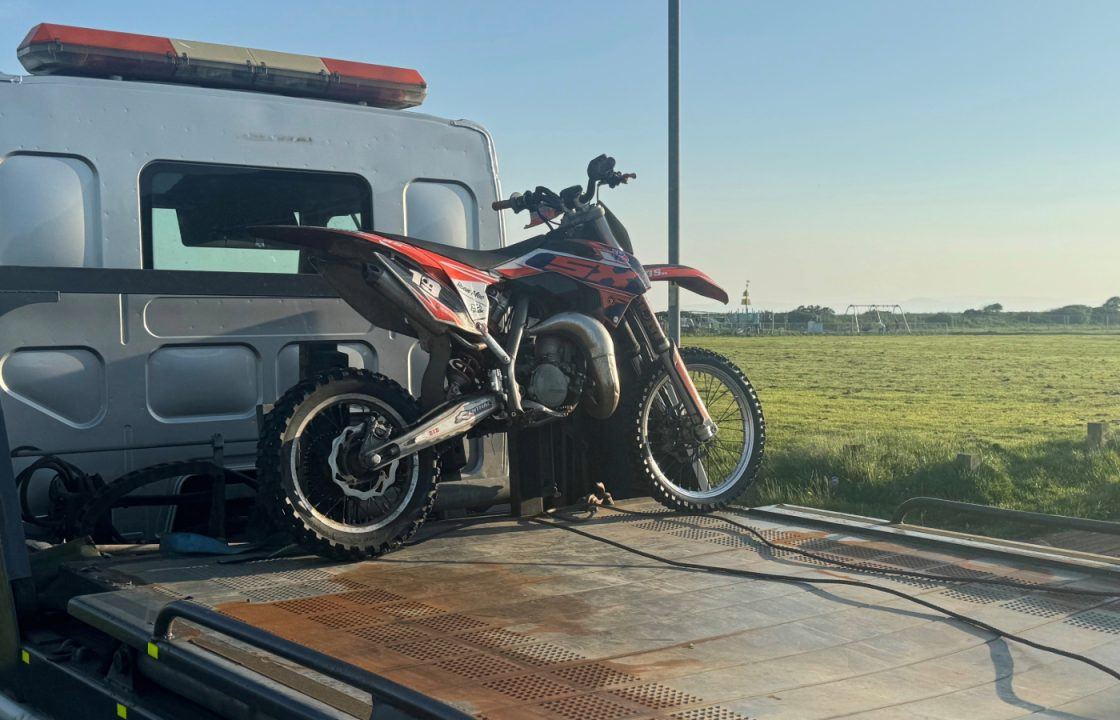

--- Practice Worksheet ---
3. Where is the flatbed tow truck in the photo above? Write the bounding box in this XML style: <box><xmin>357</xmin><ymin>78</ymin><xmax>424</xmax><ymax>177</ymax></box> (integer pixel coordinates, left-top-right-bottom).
<box><xmin>6</xmin><ymin>482</ymin><xmax>1120</xmax><ymax>719</ymax></box>
<box><xmin>0</xmin><ymin>23</ymin><xmax>1118</xmax><ymax>720</ymax></box>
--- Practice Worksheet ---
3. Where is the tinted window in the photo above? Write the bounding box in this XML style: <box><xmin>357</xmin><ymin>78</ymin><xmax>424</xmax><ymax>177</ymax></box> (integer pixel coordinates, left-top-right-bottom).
<box><xmin>141</xmin><ymin>162</ymin><xmax>372</xmax><ymax>273</ymax></box>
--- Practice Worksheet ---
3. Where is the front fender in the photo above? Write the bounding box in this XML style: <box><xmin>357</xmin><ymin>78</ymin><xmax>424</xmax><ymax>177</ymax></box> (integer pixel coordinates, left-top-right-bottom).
<box><xmin>643</xmin><ymin>264</ymin><xmax>729</xmax><ymax>304</ymax></box>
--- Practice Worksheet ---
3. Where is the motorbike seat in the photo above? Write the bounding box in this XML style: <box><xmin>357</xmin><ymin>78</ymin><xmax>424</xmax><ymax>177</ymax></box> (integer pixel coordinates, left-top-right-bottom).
<box><xmin>381</xmin><ymin>232</ymin><xmax>550</xmax><ymax>271</ymax></box>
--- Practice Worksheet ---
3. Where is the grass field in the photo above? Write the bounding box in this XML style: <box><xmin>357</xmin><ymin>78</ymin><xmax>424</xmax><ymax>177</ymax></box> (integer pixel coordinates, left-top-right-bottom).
<box><xmin>688</xmin><ymin>335</ymin><xmax>1120</xmax><ymax>525</ymax></box>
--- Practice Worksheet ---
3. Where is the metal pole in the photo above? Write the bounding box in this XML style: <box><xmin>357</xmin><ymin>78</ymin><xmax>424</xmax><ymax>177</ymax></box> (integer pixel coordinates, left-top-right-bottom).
<box><xmin>667</xmin><ymin>0</ymin><xmax>681</xmax><ymax>343</ymax></box>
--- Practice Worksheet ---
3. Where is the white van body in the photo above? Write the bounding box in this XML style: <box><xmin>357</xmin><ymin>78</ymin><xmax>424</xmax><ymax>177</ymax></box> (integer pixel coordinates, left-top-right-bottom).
<box><xmin>0</xmin><ymin>72</ymin><xmax>510</xmax><ymax>539</ymax></box>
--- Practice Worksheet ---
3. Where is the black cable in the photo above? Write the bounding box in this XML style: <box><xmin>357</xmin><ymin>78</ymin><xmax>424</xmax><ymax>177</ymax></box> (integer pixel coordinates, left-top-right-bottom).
<box><xmin>403</xmin><ymin>514</ymin><xmax>511</xmax><ymax>547</ymax></box>
<box><xmin>15</xmin><ymin>453</ymin><xmax>96</xmax><ymax>531</ymax></box>
<box><xmin>606</xmin><ymin>506</ymin><xmax>1120</xmax><ymax>599</ymax></box>
<box><xmin>368</xmin><ymin>504</ymin><xmax>1120</xmax><ymax>682</ymax></box>
<box><xmin>405</xmin><ymin>502</ymin><xmax>603</xmax><ymax>548</ymax></box>
<box><xmin>545</xmin><ymin>506</ymin><xmax>600</xmax><ymax>524</ymax></box>
<box><xmin>404</xmin><ymin>496</ymin><xmax>610</xmax><ymax>550</ymax></box>
<box><xmin>530</xmin><ymin>515</ymin><xmax>1120</xmax><ymax>683</ymax></box>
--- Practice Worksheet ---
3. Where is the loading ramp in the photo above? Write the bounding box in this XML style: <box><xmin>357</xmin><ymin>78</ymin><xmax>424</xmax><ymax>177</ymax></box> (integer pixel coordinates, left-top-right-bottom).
<box><xmin>50</xmin><ymin>499</ymin><xmax>1120</xmax><ymax>719</ymax></box>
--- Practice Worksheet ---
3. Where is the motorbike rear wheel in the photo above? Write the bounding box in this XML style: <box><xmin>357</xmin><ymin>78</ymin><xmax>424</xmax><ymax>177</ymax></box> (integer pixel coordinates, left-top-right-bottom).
<box><xmin>625</xmin><ymin>347</ymin><xmax>765</xmax><ymax>512</ymax></box>
<box><xmin>257</xmin><ymin>368</ymin><xmax>438</xmax><ymax>560</ymax></box>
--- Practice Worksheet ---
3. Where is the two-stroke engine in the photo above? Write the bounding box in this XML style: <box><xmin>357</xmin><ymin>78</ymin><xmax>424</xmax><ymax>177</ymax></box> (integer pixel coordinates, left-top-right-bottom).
<box><xmin>517</xmin><ymin>335</ymin><xmax>585</xmax><ymax>414</ymax></box>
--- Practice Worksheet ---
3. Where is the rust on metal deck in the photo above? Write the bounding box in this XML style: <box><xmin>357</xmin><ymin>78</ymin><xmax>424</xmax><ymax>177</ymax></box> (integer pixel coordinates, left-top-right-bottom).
<box><xmin>75</xmin><ymin>499</ymin><xmax>1120</xmax><ymax>718</ymax></box>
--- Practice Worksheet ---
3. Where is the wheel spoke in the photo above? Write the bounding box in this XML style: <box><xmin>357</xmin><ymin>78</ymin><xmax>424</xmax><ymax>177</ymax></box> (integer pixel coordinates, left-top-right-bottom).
<box><xmin>704</xmin><ymin>384</ymin><xmax>731</xmax><ymax>411</ymax></box>
<box><xmin>318</xmin><ymin>493</ymin><xmax>344</xmax><ymax>518</ymax></box>
<box><xmin>714</xmin><ymin>403</ymin><xmax>742</xmax><ymax>426</ymax></box>
<box><xmin>642</xmin><ymin>358</ymin><xmax>755</xmax><ymax>501</ymax></box>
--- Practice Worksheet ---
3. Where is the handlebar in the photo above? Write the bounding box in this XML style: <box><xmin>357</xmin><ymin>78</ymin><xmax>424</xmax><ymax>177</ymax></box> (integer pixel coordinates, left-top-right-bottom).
<box><xmin>492</xmin><ymin>155</ymin><xmax>634</xmax><ymax>215</ymax></box>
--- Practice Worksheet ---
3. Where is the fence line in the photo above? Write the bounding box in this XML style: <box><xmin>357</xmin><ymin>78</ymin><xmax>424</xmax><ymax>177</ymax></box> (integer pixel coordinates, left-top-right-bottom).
<box><xmin>671</xmin><ymin>311</ymin><xmax>1120</xmax><ymax>337</ymax></box>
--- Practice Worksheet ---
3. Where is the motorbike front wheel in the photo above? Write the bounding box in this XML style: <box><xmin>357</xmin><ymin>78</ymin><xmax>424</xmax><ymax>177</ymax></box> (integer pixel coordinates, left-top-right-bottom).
<box><xmin>625</xmin><ymin>347</ymin><xmax>765</xmax><ymax>512</ymax></box>
<box><xmin>257</xmin><ymin>368</ymin><xmax>438</xmax><ymax>560</ymax></box>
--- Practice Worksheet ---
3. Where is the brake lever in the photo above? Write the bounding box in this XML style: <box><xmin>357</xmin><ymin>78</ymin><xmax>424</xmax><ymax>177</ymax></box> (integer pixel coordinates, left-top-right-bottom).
<box><xmin>607</xmin><ymin>172</ymin><xmax>637</xmax><ymax>188</ymax></box>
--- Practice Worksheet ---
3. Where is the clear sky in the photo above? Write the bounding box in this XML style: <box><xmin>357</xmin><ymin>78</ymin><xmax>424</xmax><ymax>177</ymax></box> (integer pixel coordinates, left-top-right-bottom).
<box><xmin>2</xmin><ymin>1</ymin><xmax>1118</xmax><ymax>312</ymax></box>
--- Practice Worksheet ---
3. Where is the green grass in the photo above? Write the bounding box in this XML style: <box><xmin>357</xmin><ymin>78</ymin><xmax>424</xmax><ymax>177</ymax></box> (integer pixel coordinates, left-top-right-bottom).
<box><xmin>688</xmin><ymin>335</ymin><xmax>1120</xmax><ymax>525</ymax></box>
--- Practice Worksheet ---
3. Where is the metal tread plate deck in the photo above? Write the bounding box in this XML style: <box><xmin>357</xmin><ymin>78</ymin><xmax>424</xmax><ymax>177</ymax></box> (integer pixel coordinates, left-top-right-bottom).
<box><xmin>750</xmin><ymin>504</ymin><xmax>1120</xmax><ymax>575</ymax></box>
<box><xmin>68</xmin><ymin>499</ymin><xmax>1120</xmax><ymax>719</ymax></box>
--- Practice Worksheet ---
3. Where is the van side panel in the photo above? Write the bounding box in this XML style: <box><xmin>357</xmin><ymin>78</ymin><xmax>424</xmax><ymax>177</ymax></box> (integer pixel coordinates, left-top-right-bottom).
<box><xmin>0</xmin><ymin>77</ymin><xmax>508</xmax><ymax>538</ymax></box>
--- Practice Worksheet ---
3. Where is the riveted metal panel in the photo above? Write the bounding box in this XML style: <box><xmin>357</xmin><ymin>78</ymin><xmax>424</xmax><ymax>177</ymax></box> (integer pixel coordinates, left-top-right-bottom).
<box><xmin>147</xmin><ymin>344</ymin><xmax>260</xmax><ymax>422</ymax></box>
<box><xmin>1</xmin><ymin>346</ymin><xmax>106</xmax><ymax>427</ymax></box>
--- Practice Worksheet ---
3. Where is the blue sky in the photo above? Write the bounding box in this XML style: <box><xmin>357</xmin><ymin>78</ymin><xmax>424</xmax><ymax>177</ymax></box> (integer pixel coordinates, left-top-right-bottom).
<box><xmin>2</xmin><ymin>1</ymin><xmax>1118</xmax><ymax>311</ymax></box>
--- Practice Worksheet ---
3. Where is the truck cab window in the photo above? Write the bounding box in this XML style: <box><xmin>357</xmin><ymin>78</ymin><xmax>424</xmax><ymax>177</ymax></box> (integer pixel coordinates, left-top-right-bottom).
<box><xmin>141</xmin><ymin>162</ymin><xmax>372</xmax><ymax>273</ymax></box>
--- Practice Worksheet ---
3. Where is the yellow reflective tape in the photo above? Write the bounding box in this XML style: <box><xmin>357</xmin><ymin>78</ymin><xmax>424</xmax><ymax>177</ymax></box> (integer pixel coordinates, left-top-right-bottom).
<box><xmin>116</xmin><ymin>703</ymin><xmax>127</xmax><ymax>719</ymax></box>
<box><xmin>146</xmin><ymin>642</ymin><xmax>159</xmax><ymax>660</ymax></box>
<box><xmin>20</xmin><ymin>649</ymin><xmax>29</xmax><ymax>664</ymax></box>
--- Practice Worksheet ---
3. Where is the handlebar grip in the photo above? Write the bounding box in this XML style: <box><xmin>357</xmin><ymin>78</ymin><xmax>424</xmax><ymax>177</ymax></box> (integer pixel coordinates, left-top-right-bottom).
<box><xmin>492</xmin><ymin>192</ymin><xmax>524</xmax><ymax>212</ymax></box>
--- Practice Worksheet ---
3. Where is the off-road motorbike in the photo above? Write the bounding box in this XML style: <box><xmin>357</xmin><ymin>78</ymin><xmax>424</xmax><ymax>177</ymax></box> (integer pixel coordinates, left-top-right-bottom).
<box><xmin>253</xmin><ymin>156</ymin><xmax>765</xmax><ymax>558</ymax></box>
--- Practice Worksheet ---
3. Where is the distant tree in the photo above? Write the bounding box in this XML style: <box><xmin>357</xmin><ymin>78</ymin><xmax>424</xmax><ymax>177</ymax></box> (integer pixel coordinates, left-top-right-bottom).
<box><xmin>926</xmin><ymin>312</ymin><xmax>954</xmax><ymax>325</ymax></box>
<box><xmin>787</xmin><ymin>305</ymin><xmax>835</xmax><ymax>323</ymax></box>
<box><xmin>1048</xmin><ymin>304</ymin><xmax>1093</xmax><ymax>324</ymax></box>
<box><xmin>1103</xmin><ymin>296</ymin><xmax>1120</xmax><ymax>311</ymax></box>
<box><xmin>982</xmin><ymin>303</ymin><xmax>1003</xmax><ymax>313</ymax></box>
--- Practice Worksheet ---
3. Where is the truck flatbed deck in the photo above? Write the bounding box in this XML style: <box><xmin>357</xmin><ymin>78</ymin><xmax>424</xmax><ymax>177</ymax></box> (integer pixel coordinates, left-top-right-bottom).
<box><xmin>62</xmin><ymin>499</ymin><xmax>1120</xmax><ymax>719</ymax></box>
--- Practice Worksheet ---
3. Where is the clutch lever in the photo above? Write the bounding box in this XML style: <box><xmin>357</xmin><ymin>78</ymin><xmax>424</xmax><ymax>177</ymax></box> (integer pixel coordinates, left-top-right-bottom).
<box><xmin>606</xmin><ymin>171</ymin><xmax>637</xmax><ymax>188</ymax></box>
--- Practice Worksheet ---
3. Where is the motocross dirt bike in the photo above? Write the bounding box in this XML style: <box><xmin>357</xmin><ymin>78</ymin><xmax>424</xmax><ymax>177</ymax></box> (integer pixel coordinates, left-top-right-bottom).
<box><xmin>253</xmin><ymin>156</ymin><xmax>764</xmax><ymax>559</ymax></box>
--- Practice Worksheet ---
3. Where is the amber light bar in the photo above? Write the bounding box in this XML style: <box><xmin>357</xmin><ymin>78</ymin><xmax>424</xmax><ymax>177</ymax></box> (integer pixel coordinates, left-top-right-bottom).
<box><xmin>17</xmin><ymin>23</ymin><xmax>427</xmax><ymax>109</ymax></box>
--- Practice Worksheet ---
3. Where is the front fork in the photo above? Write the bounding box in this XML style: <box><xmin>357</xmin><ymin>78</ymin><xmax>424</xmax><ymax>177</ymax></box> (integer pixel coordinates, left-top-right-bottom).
<box><xmin>629</xmin><ymin>297</ymin><xmax>716</xmax><ymax>441</ymax></box>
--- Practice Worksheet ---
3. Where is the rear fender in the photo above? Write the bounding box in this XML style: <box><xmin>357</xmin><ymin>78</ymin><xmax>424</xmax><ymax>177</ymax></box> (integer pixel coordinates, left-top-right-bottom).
<box><xmin>643</xmin><ymin>264</ymin><xmax>729</xmax><ymax>304</ymax></box>
<box><xmin>248</xmin><ymin>225</ymin><xmax>387</xmax><ymax>262</ymax></box>
<box><xmin>249</xmin><ymin>225</ymin><xmax>480</xmax><ymax>336</ymax></box>
<box><xmin>250</xmin><ymin>224</ymin><xmax>496</xmax><ymax>293</ymax></box>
